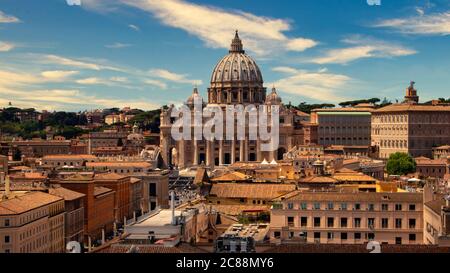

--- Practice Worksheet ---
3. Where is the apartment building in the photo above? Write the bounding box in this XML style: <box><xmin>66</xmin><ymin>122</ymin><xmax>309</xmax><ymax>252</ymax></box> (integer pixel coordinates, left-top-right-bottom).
<box><xmin>270</xmin><ymin>191</ymin><xmax>423</xmax><ymax>245</ymax></box>
<box><xmin>41</xmin><ymin>154</ymin><xmax>98</xmax><ymax>168</ymax></box>
<box><xmin>310</xmin><ymin>105</ymin><xmax>373</xmax><ymax>147</ymax></box>
<box><xmin>0</xmin><ymin>191</ymin><xmax>65</xmax><ymax>253</ymax></box>
<box><xmin>48</xmin><ymin>187</ymin><xmax>85</xmax><ymax>246</ymax></box>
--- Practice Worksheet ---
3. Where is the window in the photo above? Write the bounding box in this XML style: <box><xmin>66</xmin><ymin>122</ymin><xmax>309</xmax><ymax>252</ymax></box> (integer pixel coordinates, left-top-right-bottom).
<box><xmin>314</xmin><ymin>217</ymin><xmax>321</xmax><ymax>227</ymax></box>
<box><xmin>354</xmin><ymin>203</ymin><xmax>361</xmax><ymax>210</ymax></box>
<box><xmin>327</xmin><ymin>232</ymin><xmax>334</xmax><ymax>240</ymax></box>
<box><xmin>354</xmin><ymin>233</ymin><xmax>361</xmax><ymax>240</ymax></box>
<box><xmin>409</xmin><ymin>219</ymin><xmax>416</xmax><ymax>229</ymax></box>
<box><xmin>368</xmin><ymin>233</ymin><xmax>375</xmax><ymax>241</ymax></box>
<box><xmin>327</xmin><ymin>217</ymin><xmax>334</xmax><ymax>228</ymax></box>
<box><xmin>314</xmin><ymin>232</ymin><xmax>321</xmax><ymax>241</ymax></box>
<box><xmin>301</xmin><ymin>217</ymin><xmax>308</xmax><ymax>227</ymax></box>
<box><xmin>395</xmin><ymin>237</ymin><xmax>402</xmax><ymax>245</ymax></box>
<box><xmin>340</xmin><ymin>203</ymin><xmax>347</xmax><ymax>210</ymax></box>
<box><xmin>395</xmin><ymin>218</ymin><xmax>402</xmax><ymax>229</ymax></box>
<box><xmin>381</xmin><ymin>204</ymin><xmax>388</xmax><ymax>211</ymax></box>
<box><xmin>301</xmin><ymin>203</ymin><xmax>307</xmax><ymax>210</ymax></box>
<box><xmin>382</xmin><ymin>218</ymin><xmax>389</xmax><ymax>229</ymax></box>
<box><xmin>341</xmin><ymin>233</ymin><xmax>348</xmax><ymax>240</ymax></box>
<box><xmin>4</xmin><ymin>219</ymin><xmax>10</xmax><ymax>227</ymax></box>
<box><xmin>340</xmin><ymin>218</ymin><xmax>348</xmax><ymax>228</ymax></box>
<box><xmin>395</xmin><ymin>204</ymin><xmax>402</xmax><ymax>211</ymax></box>
<box><xmin>327</xmin><ymin>202</ymin><xmax>334</xmax><ymax>210</ymax></box>
<box><xmin>354</xmin><ymin>218</ymin><xmax>361</xmax><ymax>228</ymax></box>
<box><xmin>274</xmin><ymin>232</ymin><xmax>281</xmax><ymax>239</ymax></box>
<box><xmin>368</xmin><ymin>218</ymin><xmax>375</xmax><ymax>229</ymax></box>
<box><xmin>313</xmin><ymin>203</ymin><xmax>321</xmax><ymax>210</ymax></box>
<box><xmin>409</xmin><ymin>204</ymin><xmax>416</xmax><ymax>211</ymax></box>
<box><xmin>368</xmin><ymin>204</ymin><xmax>375</xmax><ymax>211</ymax></box>
<box><xmin>409</xmin><ymin>234</ymin><xmax>416</xmax><ymax>242</ymax></box>
<box><xmin>287</xmin><ymin>203</ymin><xmax>294</xmax><ymax>210</ymax></box>
<box><xmin>287</xmin><ymin>217</ymin><xmax>295</xmax><ymax>227</ymax></box>
<box><xmin>4</xmin><ymin>235</ymin><xmax>10</xmax><ymax>243</ymax></box>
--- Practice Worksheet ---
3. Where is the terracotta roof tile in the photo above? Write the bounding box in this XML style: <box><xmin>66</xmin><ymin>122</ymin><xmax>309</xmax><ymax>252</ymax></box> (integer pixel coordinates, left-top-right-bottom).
<box><xmin>49</xmin><ymin>187</ymin><xmax>85</xmax><ymax>201</ymax></box>
<box><xmin>0</xmin><ymin>191</ymin><xmax>63</xmax><ymax>215</ymax></box>
<box><xmin>210</xmin><ymin>183</ymin><xmax>296</xmax><ymax>199</ymax></box>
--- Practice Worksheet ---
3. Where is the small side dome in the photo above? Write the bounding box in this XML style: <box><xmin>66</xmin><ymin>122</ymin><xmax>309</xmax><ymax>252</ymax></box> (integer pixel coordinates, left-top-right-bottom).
<box><xmin>265</xmin><ymin>86</ymin><xmax>282</xmax><ymax>105</ymax></box>
<box><xmin>186</xmin><ymin>87</ymin><xmax>203</xmax><ymax>105</ymax></box>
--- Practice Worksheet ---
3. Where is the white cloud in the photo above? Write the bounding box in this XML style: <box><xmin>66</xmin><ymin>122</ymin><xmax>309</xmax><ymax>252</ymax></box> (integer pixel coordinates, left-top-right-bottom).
<box><xmin>105</xmin><ymin>42</ymin><xmax>132</xmax><ymax>49</ymax></box>
<box><xmin>270</xmin><ymin>66</ymin><xmax>353</xmax><ymax>102</ymax></box>
<box><xmin>41</xmin><ymin>70</ymin><xmax>79</xmax><ymax>81</ymax></box>
<box><xmin>76</xmin><ymin>77</ymin><xmax>107</xmax><ymax>85</ymax></box>
<box><xmin>85</xmin><ymin>0</ymin><xmax>317</xmax><ymax>56</ymax></box>
<box><xmin>0</xmin><ymin>70</ymin><xmax>44</xmax><ymax>87</ymax></box>
<box><xmin>43</xmin><ymin>54</ymin><xmax>123</xmax><ymax>71</ymax></box>
<box><xmin>0</xmin><ymin>41</ymin><xmax>15</xmax><ymax>52</ymax></box>
<box><xmin>272</xmin><ymin>66</ymin><xmax>299</xmax><ymax>74</ymax></box>
<box><xmin>128</xmin><ymin>24</ymin><xmax>140</xmax><ymax>31</ymax></box>
<box><xmin>110</xmin><ymin>76</ymin><xmax>128</xmax><ymax>83</ymax></box>
<box><xmin>309</xmin><ymin>36</ymin><xmax>417</xmax><ymax>64</ymax></box>
<box><xmin>149</xmin><ymin>68</ymin><xmax>202</xmax><ymax>85</ymax></box>
<box><xmin>0</xmin><ymin>87</ymin><xmax>159</xmax><ymax>111</ymax></box>
<box><xmin>144</xmin><ymin>79</ymin><xmax>168</xmax><ymax>89</ymax></box>
<box><xmin>374</xmin><ymin>11</ymin><xmax>450</xmax><ymax>35</ymax></box>
<box><xmin>75</xmin><ymin>76</ymin><xmax>137</xmax><ymax>90</ymax></box>
<box><xmin>0</xmin><ymin>10</ymin><xmax>20</xmax><ymax>23</ymax></box>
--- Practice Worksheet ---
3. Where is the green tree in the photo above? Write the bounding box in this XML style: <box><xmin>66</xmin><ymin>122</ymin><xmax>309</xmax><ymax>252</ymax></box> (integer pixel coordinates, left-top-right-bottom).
<box><xmin>295</xmin><ymin>102</ymin><xmax>335</xmax><ymax>114</ymax></box>
<box><xmin>386</xmin><ymin>152</ymin><xmax>416</xmax><ymax>175</ymax></box>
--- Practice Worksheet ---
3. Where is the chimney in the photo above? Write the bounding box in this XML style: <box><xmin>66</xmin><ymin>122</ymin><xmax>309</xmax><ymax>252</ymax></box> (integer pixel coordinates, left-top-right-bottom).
<box><xmin>171</xmin><ymin>191</ymin><xmax>176</xmax><ymax>225</ymax></box>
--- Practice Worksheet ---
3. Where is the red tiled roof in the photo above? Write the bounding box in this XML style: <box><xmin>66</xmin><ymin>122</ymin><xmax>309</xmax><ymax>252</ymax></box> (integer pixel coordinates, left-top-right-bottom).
<box><xmin>0</xmin><ymin>191</ymin><xmax>63</xmax><ymax>215</ymax></box>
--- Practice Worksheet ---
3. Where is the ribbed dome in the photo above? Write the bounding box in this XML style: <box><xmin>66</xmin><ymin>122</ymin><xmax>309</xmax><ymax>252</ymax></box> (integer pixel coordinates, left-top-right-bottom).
<box><xmin>265</xmin><ymin>87</ymin><xmax>282</xmax><ymax>105</ymax></box>
<box><xmin>210</xmin><ymin>31</ymin><xmax>263</xmax><ymax>87</ymax></box>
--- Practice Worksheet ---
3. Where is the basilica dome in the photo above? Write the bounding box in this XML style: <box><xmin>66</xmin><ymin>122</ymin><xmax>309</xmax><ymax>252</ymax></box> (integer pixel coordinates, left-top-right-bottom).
<box><xmin>210</xmin><ymin>31</ymin><xmax>263</xmax><ymax>88</ymax></box>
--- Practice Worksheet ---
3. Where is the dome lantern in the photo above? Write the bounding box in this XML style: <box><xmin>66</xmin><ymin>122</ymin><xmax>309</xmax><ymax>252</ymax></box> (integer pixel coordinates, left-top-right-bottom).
<box><xmin>229</xmin><ymin>30</ymin><xmax>245</xmax><ymax>54</ymax></box>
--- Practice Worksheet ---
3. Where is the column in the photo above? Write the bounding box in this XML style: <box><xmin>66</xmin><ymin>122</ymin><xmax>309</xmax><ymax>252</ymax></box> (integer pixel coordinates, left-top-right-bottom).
<box><xmin>193</xmin><ymin>140</ymin><xmax>199</xmax><ymax>165</ymax></box>
<box><xmin>178</xmin><ymin>139</ymin><xmax>185</xmax><ymax>169</ymax></box>
<box><xmin>219</xmin><ymin>140</ymin><xmax>224</xmax><ymax>165</ymax></box>
<box><xmin>257</xmin><ymin>138</ymin><xmax>262</xmax><ymax>162</ymax></box>
<box><xmin>239</xmin><ymin>139</ymin><xmax>245</xmax><ymax>162</ymax></box>
<box><xmin>211</xmin><ymin>140</ymin><xmax>216</xmax><ymax>167</ymax></box>
<box><xmin>206</xmin><ymin>141</ymin><xmax>211</xmax><ymax>166</ymax></box>
<box><xmin>231</xmin><ymin>138</ymin><xmax>236</xmax><ymax>164</ymax></box>
<box><xmin>244</xmin><ymin>137</ymin><xmax>249</xmax><ymax>162</ymax></box>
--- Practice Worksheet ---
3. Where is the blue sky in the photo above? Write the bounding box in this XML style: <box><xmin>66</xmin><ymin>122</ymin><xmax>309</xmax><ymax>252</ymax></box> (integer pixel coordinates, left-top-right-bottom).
<box><xmin>0</xmin><ymin>0</ymin><xmax>449</xmax><ymax>111</ymax></box>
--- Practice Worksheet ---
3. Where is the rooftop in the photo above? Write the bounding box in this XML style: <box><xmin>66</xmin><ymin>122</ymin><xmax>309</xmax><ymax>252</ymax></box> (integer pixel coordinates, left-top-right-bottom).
<box><xmin>94</xmin><ymin>186</ymin><xmax>114</xmax><ymax>197</ymax></box>
<box><xmin>42</xmin><ymin>154</ymin><xmax>98</xmax><ymax>160</ymax></box>
<box><xmin>48</xmin><ymin>187</ymin><xmax>85</xmax><ymax>201</ymax></box>
<box><xmin>210</xmin><ymin>183</ymin><xmax>296</xmax><ymax>199</ymax></box>
<box><xmin>0</xmin><ymin>191</ymin><xmax>63</xmax><ymax>215</ymax></box>
<box><xmin>86</xmin><ymin>161</ymin><xmax>152</xmax><ymax>168</ymax></box>
<box><xmin>94</xmin><ymin>172</ymin><xmax>128</xmax><ymax>180</ymax></box>
<box><xmin>211</xmin><ymin>171</ymin><xmax>251</xmax><ymax>182</ymax></box>
<box><xmin>374</xmin><ymin>103</ymin><xmax>450</xmax><ymax>113</ymax></box>
<box><xmin>278</xmin><ymin>191</ymin><xmax>423</xmax><ymax>203</ymax></box>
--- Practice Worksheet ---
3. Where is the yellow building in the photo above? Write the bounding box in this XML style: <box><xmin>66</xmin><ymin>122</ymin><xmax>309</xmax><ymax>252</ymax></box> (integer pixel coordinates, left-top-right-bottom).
<box><xmin>0</xmin><ymin>190</ymin><xmax>65</xmax><ymax>253</ymax></box>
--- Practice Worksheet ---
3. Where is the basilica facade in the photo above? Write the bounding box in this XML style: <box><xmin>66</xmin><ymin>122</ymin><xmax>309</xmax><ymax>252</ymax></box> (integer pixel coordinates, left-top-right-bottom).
<box><xmin>160</xmin><ymin>31</ymin><xmax>305</xmax><ymax>169</ymax></box>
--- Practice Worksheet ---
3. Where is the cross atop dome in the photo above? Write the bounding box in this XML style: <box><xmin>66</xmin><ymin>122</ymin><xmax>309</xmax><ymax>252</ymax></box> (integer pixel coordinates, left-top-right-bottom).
<box><xmin>229</xmin><ymin>30</ymin><xmax>245</xmax><ymax>53</ymax></box>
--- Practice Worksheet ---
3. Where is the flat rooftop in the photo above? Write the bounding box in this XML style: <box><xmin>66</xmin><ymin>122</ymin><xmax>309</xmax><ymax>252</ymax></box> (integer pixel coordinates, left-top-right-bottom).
<box><xmin>134</xmin><ymin>209</ymin><xmax>182</xmax><ymax>227</ymax></box>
